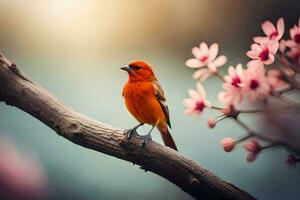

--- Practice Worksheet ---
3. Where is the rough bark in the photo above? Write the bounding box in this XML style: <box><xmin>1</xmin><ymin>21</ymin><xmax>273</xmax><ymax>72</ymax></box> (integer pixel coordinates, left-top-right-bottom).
<box><xmin>0</xmin><ymin>53</ymin><xmax>256</xmax><ymax>200</ymax></box>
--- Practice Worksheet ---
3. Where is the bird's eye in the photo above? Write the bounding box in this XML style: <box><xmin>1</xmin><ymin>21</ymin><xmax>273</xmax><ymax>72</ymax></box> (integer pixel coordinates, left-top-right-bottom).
<box><xmin>130</xmin><ymin>66</ymin><xmax>142</xmax><ymax>70</ymax></box>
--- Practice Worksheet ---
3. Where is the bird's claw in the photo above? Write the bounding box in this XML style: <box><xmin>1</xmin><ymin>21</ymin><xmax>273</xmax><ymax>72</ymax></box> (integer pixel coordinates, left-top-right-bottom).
<box><xmin>140</xmin><ymin>134</ymin><xmax>152</xmax><ymax>147</ymax></box>
<box><xmin>123</xmin><ymin>128</ymin><xmax>137</xmax><ymax>140</ymax></box>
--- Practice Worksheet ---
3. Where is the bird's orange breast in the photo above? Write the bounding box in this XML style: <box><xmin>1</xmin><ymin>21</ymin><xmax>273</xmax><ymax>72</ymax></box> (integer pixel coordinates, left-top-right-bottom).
<box><xmin>123</xmin><ymin>81</ymin><xmax>166</xmax><ymax>125</ymax></box>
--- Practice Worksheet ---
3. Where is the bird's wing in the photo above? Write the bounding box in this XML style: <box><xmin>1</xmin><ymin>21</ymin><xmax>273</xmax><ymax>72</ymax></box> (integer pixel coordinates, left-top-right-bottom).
<box><xmin>153</xmin><ymin>81</ymin><xmax>171</xmax><ymax>128</ymax></box>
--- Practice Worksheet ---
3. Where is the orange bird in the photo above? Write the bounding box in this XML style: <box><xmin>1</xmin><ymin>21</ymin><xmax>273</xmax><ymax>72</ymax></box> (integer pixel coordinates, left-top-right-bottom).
<box><xmin>121</xmin><ymin>60</ymin><xmax>178</xmax><ymax>151</ymax></box>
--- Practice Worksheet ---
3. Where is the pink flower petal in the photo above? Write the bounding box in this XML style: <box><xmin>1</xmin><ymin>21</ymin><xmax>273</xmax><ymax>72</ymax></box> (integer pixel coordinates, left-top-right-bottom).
<box><xmin>256</xmin><ymin>64</ymin><xmax>266</xmax><ymax>74</ymax></box>
<box><xmin>261</xmin><ymin>83</ymin><xmax>271</xmax><ymax>92</ymax></box>
<box><xmin>236</xmin><ymin>64</ymin><xmax>244</xmax><ymax>76</ymax></box>
<box><xmin>264</xmin><ymin>54</ymin><xmax>275</xmax><ymax>65</ymax></box>
<box><xmin>188</xmin><ymin>89</ymin><xmax>199</xmax><ymax>100</ymax></box>
<box><xmin>223</xmin><ymin>75</ymin><xmax>231</xmax><ymax>83</ymax></box>
<box><xmin>247</xmin><ymin>59</ymin><xmax>263</xmax><ymax>68</ymax></box>
<box><xmin>213</xmin><ymin>55</ymin><xmax>227</xmax><ymax>67</ymax></box>
<box><xmin>253</xmin><ymin>36</ymin><xmax>269</xmax><ymax>44</ymax></box>
<box><xmin>207</xmin><ymin>63</ymin><xmax>217</xmax><ymax>73</ymax></box>
<box><xmin>193</xmin><ymin>69</ymin><xmax>205</xmax><ymax>79</ymax></box>
<box><xmin>184</xmin><ymin>108</ymin><xmax>195</xmax><ymax>115</ymax></box>
<box><xmin>246</xmin><ymin>50</ymin><xmax>258</xmax><ymax>59</ymax></box>
<box><xmin>204</xmin><ymin>100</ymin><xmax>211</xmax><ymax>107</ymax></box>
<box><xmin>262</xmin><ymin>20</ymin><xmax>276</xmax><ymax>35</ymax></box>
<box><xmin>199</xmin><ymin>70</ymin><xmax>212</xmax><ymax>81</ymax></box>
<box><xmin>208</xmin><ymin>43</ymin><xmax>218</xmax><ymax>61</ymax></box>
<box><xmin>182</xmin><ymin>98</ymin><xmax>195</xmax><ymax>107</ymax></box>
<box><xmin>185</xmin><ymin>58</ymin><xmax>202</xmax><ymax>68</ymax></box>
<box><xmin>269</xmin><ymin>42</ymin><xmax>279</xmax><ymax>54</ymax></box>
<box><xmin>276</xmin><ymin>18</ymin><xmax>285</xmax><ymax>38</ymax></box>
<box><xmin>218</xmin><ymin>91</ymin><xmax>226</xmax><ymax>103</ymax></box>
<box><xmin>248</xmin><ymin>92</ymin><xmax>256</xmax><ymax>102</ymax></box>
<box><xmin>192</xmin><ymin>47</ymin><xmax>203</xmax><ymax>59</ymax></box>
<box><xmin>193</xmin><ymin>68</ymin><xmax>211</xmax><ymax>81</ymax></box>
<box><xmin>200</xmin><ymin>42</ymin><xmax>209</xmax><ymax>54</ymax></box>
<box><xmin>227</xmin><ymin>66</ymin><xmax>235</xmax><ymax>76</ymax></box>
<box><xmin>251</xmin><ymin>43</ymin><xmax>261</xmax><ymax>52</ymax></box>
<box><xmin>196</xmin><ymin>82</ymin><xmax>206</xmax><ymax>98</ymax></box>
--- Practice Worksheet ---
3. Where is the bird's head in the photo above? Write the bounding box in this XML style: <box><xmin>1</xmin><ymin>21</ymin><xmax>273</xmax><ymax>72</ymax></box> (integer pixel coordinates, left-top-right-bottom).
<box><xmin>121</xmin><ymin>60</ymin><xmax>156</xmax><ymax>82</ymax></box>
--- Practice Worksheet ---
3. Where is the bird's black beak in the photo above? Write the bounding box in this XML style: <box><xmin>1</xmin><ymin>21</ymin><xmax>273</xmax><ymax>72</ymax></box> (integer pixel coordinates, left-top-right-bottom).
<box><xmin>120</xmin><ymin>65</ymin><xmax>131</xmax><ymax>72</ymax></box>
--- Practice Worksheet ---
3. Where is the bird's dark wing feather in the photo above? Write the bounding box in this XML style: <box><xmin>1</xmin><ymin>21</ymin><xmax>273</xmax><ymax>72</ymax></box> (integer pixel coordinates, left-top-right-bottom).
<box><xmin>153</xmin><ymin>81</ymin><xmax>171</xmax><ymax>128</ymax></box>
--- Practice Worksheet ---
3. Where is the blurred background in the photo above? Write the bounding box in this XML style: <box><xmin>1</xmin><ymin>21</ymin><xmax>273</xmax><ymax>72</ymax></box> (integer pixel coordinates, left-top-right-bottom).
<box><xmin>0</xmin><ymin>0</ymin><xmax>299</xmax><ymax>199</ymax></box>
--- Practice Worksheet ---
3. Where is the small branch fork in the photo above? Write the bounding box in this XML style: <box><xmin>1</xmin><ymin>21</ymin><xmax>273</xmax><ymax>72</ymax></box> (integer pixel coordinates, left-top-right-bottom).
<box><xmin>210</xmin><ymin>104</ymin><xmax>298</xmax><ymax>154</ymax></box>
<box><xmin>0</xmin><ymin>53</ymin><xmax>255</xmax><ymax>200</ymax></box>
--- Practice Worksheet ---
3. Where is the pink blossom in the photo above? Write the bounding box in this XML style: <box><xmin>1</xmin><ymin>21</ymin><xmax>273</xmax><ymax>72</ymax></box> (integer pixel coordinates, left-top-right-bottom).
<box><xmin>243</xmin><ymin>139</ymin><xmax>262</xmax><ymax>162</ymax></box>
<box><xmin>254</xmin><ymin>18</ymin><xmax>284</xmax><ymax>44</ymax></box>
<box><xmin>207</xmin><ymin>117</ymin><xmax>216</xmax><ymax>129</ymax></box>
<box><xmin>280</xmin><ymin>39</ymin><xmax>300</xmax><ymax>66</ymax></box>
<box><xmin>243</xmin><ymin>139</ymin><xmax>261</xmax><ymax>153</ymax></box>
<box><xmin>243</xmin><ymin>65</ymin><xmax>270</xmax><ymax>101</ymax></box>
<box><xmin>282</xmin><ymin>19</ymin><xmax>300</xmax><ymax>64</ymax></box>
<box><xmin>267</xmin><ymin>69</ymin><xmax>290</xmax><ymax>92</ymax></box>
<box><xmin>289</xmin><ymin>18</ymin><xmax>300</xmax><ymax>44</ymax></box>
<box><xmin>183</xmin><ymin>82</ymin><xmax>211</xmax><ymax>116</ymax></box>
<box><xmin>221</xmin><ymin>137</ymin><xmax>235</xmax><ymax>152</ymax></box>
<box><xmin>219</xmin><ymin>64</ymin><xmax>245</xmax><ymax>105</ymax></box>
<box><xmin>186</xmin><ymin>42</ymin><xmax>227</xmax><ymax>80</ymax></box>
<box><xmin>247</xmin><ymin>42</ymin><xmax>279</xmax><ymax>67</ymax></box>
<box><xmin>246</xmin><ymin>152</ymin><xmax>258</xmax><ymax>162</ymax></box>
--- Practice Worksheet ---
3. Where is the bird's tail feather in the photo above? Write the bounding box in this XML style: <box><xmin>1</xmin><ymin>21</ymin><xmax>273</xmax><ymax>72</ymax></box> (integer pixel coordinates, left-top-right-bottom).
<box><xmin>158</xmin><ymin>126</ymin><xmax>178</xmax><ymax>151</ymax></box>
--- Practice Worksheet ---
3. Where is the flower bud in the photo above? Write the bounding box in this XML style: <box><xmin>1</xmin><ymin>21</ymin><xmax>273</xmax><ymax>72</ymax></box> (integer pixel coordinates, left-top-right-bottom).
<box><xmin>221</xmin><ymin>137</ymin><xmax>235</xmax><ymax>152</ymax></box>
<box><xmin>243</xmin><ymin>139</ymin><xmax>261</xmax><ymax>153</ymax></box>
<box><xmin>207</xmin><ymin>117</ymin><xmax>216</xmax><ymax>129</ymax></box>
<box><xmin>246</xmin><ymin>152</ymin><xmax>258</xmax><ymax>162</ymax></box>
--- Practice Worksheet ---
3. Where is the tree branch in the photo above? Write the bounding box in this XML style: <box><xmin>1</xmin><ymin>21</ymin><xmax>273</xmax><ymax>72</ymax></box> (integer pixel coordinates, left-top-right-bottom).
<box><xmin>0</xmin><ymin>53</ymin><xmax>256</xmax><ymax>200</ymax></box>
